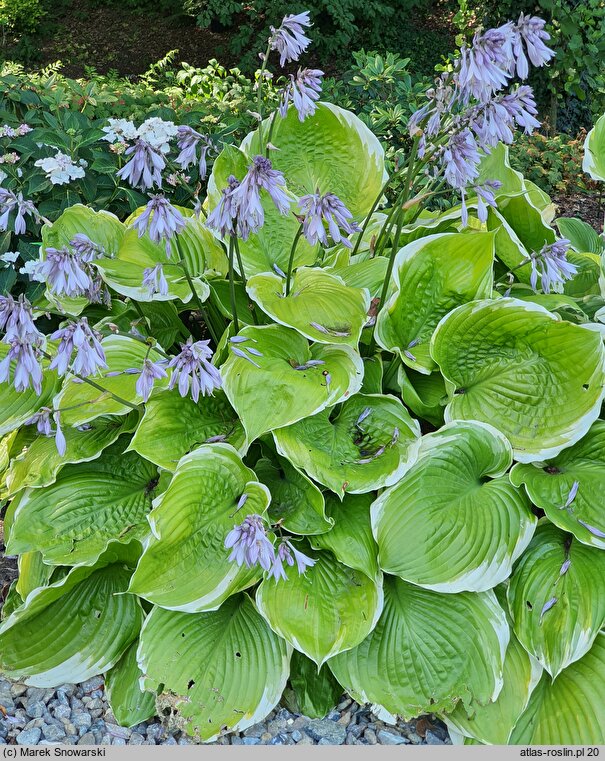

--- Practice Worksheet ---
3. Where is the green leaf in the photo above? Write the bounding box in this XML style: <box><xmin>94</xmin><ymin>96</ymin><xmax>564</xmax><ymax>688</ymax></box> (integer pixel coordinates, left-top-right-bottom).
<box><xmin>476</xmin><ymin>143</ymin><xmax>524</xmax><ymax>197</ymax></box>
<box><xmin>246</xmin><ymin>267</ymin><xmax>370</xmax><ymax>347</ymax></box>
<box><xmin>507</xmin><ymin>521</ymin><xmax>605</xmax><ymax>678</ymax></box>
<box><xmin>137</xmin><ymin>595</ymin><xmax>291</xmax><ymax>741</ymax></box>
<box><xmin>0</xmin><ymin>347</ymin><xmax>59</xmax><ymax>437</ymax></box>
<box><xmin>372</xmin><ymin>421</ymin><xmax>536</xmax><ymax>592</ymax></box>
<box><xmin>0</xmin><ymin>559</ymin><xmax>142</xmax><ymax>686</ymax></box>
<box><xmin>242</xmin><ymin>103</ymin><xmax>387</xmax><ymax>220</ymax></box>
<box><xmin>583</xmin><ymin>111</ymin><xmax>605</xmax><ymax>182</ymax></box>
<box><xmin>256</xmin><ymin>548</ymin><xmax>382</xmax><ymax>666</ymax></box>
<box><xmin>332</xmin><ymin>256</ymin><xmax>389</xmax><ymax>299</ymax></box>
<box><xmin>509</xmin><ymin>634</ymin><xmax>605</xmax><ymax>744</ymax></box>
<box><xmin>255</xmin><ymin>455</ymin><xmax>332</xmax><ymax>535</ymax></box>
<box><xmin>443</xmin><ymin>588</ymin><xmax>543</xmax><ymax>745</ymax></box>
<box><xmin>42</xmin><ymin>203</ymin><xmax>125</xmax><ymax>256</ymax></box>
<box><xmin>496</xmin><ymin>193</ymin><xmax>556</xmax><ymax>257</ymax></box>
<box><xmin>328</xmin><ymin>577</ymin><xmax>508</xmax><ymax>720</ymax></box>
<box><xmin>557</xmin><ymin>217</ymin><xmax>603</xmax><ymax>255</ymax></box>
<box><xmin>55</xmin><ymin>335</ymin><xmax>167</xmax><ymax>426</ymax></box>
<box><xmin>510</xmin><ymin>421</ymin><xmax>605</xmax><ymax>549</ymax></box>
<box><xmin>221</xmin><ymin>324</ymin><xmax>364</xmax><ymax>444</ymax></box>
<box><xmin>16</xmin><ymin>552</ymin><xmax>53</xmax><ymax>601</ymax></box>
<box><xmin>311</xmin><ymin>492</ymin><xmax>379</xmax><ymax>580</ymax></box>
<box><xmin>431</xmin><ymin>298</ymin><xmax>605</xmax><ymax>463</ymax></box>
<box><xmin>375</xmin><ymin>231</ymin><xmax>495</xmax><ymax>374</ymax></box>
<box><xmin>273</xmin><ymin>393</ymin><xmax>420</xmax><ymax>497</ymax></box>
<box><xmin>5</xmin><ymin>412</ymin><xmax>138</xmax><ymax>496</ymax></box>
<box><xmin>128</xmin><ymin>444</ymin><xmax>265</xmax><ymax>612</ymax></box>
<box><xmin>397</xmin><ymin>365</ymin><xmax>446</xmax><ymax>427</ymax></box>
<box><xmin>128</xmin><ymin>390</ymin><xmax>246</xmax><ymax>471</ymax></box>
<box><xmin>105</xmin><ymin>642</ymin><xmax>156</xmax><ymax>728</ymax></box>
<box><xmin>96</xmin><ymin>258</ymin><xmax>203</xmax><ymax>304</ymax></box>
<box><xmin>7</xmin><ymin>440</ymin><xmax>159</xmax><ymax>566</ymax></box>
<box><xmin>287</xmin><ymin>651</ymin><xmax>343</xmax><ymax>719</ymax></box>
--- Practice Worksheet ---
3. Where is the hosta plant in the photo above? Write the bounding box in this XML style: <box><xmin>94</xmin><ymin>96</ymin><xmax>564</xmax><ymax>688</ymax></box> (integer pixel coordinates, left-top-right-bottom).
<box><xmin>1</xmin><ymin>11</ymin><xmax>605</xmax><ymax>746</ymax></box>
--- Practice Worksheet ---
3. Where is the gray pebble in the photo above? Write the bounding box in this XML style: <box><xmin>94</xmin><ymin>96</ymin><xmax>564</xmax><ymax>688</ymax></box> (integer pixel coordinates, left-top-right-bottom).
<box><xmin>305</xmin><ymin>719</ymin><xmax>346</xmax><ymax>744</ymax></box>
<box><xmin>364</xmin><ymin>728</ymin><xmax>377</xmax><ymax>744</ymax></box>
<box><xmin>291</xmin><ymin>730</ymin><xmax>302</xmax><ymax>742</ymax></box>
<box><xmin>162</xmin><ymin>737</ymin><xmax>178</xmax><ymax>745</ymax></box>
<box><xmin>80</xmin><ymin>677</ymin><xmax>104</xmax><ymax>693</ymax></box>
<box><xmin>10</xmin><ymin>683</ymin><xmax>27</xmax><ymax>698</ymax></box>
<box><xmin>55</xmin><ymin>705</ymin><xmax>71</xmax><ymax>722</ymax></box>
<box><xmin>42</xmin><ymin>724</ymin><xmax>67</xmax><ymax>742</ymax></box>
<box><xmin>243</xmin><ymin>724</ymin><xmax>264</xmax><ymax>738</ymax></box>
<box><xmin>17</xmin><ymin>728</ymin><xmax>42</xmax><ymax>745</ymax></box>
<box><xmin>425</xmin><ymin>730</ymin><xmax>445</xmax><ymax>745</ymax></box>
<box><xmin>112</xmin><ymin>738</ymin><xmax>127</xmax><ymax>746</ymax></box>
<box><xmin>242</xmin><ymin>737</ymin><xmax>260</xmax><ymax>745</ymax></box>
<box><xmin>25</xmin><ymin>701</ymin><xmax>46</xmax><ymax>719</ymax></box>
<box><xmin>72</xmin><ymin>712</ymin><xmax>92</xmax><ymax>732</ymax></box>
<box><xmin>327</xmin><ymin>710</ymin><xmax>340</xmax><ymax>721</ymax></box>
<box><xmin>78</xmin><ymin>733</ymin><xmax>96</xmax><ymax>745</ymax></box>
<box><xmin>130</xmin><ymin>733</ymin><xmax>145</xmax><ymax>745</ymax></box>
<box><xmin>106</xmin><ymin>724</ymin><xmax>131</xmax><ymax>739</ymax></box>
<box><xmin>231</xmin><ymin>736</ymin><xmax>243</xmax><ymax>745</ymax></box>
<box><xmin>377</xmin><ymin>730</ymin><xmax>408</xmax><ymax>745</ymax></box>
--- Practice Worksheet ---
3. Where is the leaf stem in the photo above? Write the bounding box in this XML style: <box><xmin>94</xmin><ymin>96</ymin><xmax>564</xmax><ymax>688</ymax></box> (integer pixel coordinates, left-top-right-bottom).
<box><xmin>285</xmin><ymin>224</ymin><xmax>304</xmax><ymax>296</ymax></box>
<box><xmin>228</xmin><ymin>235</ymin><xmax>240</xmax><ymax>333</ymax></box>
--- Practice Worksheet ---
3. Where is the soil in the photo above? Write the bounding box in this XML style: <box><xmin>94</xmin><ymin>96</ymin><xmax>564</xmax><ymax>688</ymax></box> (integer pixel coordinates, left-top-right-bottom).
<box><xmin>0</xmin><ymin>516</ymin><xmax>18</xmax><ymax>612</ymax></box>
<box><xmin>553</xmin><ymin>193</ymin><xmax>604</xmax><ymax>233</ymax></box>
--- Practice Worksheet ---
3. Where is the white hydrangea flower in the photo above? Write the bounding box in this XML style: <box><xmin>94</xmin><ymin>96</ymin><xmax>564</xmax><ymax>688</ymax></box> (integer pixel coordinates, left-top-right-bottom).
<box><xmin>34</xmin><ymin>152</ymin><xmax>86</xmax><ymax>185</ymax></box>
<box><xmin>0</xmin><ymin>251</ymin><xmax>19</xmax><ymax>263</ymax></box>
<box><xmin>101</xmin><ymin>118</ymin><xmax>138</xmax><ymax>144</ymax></box>
<box><xmin>19</xmin><ymin>259</ymin><xmax>45</xmax><ymax>282</ymax></box>
<box><xmin>136</xmin><ymin>117</ymin><xmax>178</xmax><ymax>153</ymax></box>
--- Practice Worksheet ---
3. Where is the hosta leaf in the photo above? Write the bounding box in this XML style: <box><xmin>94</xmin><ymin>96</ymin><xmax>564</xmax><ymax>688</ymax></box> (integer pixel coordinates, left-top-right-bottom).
<box><xmin>443</xmin><ymin>588</ymin><xmax>543</xmax><ymax>745</ymax></box>
<box><xmin>221</xmin><ymin>324</ymin><xmax>364</xmax><ymax>443</ymax></box>
<box><xmin>0</xmin><ymin>559</ymin><xmax>142</xmax><ymax>686</ymax></box>
<box><xmin>128</xmin><ymin>443</ymin><xmax>265</xmax><ymax>612</ymax></box>
<box><xmin>332</xmin><ymin>256</ymin><xmax>389</xmax><ymax>299</ymax></box>
<box><xmin>510</xmin><ymin>634</ymin><xmax>605</xmax><ymax>744</ymax></box>
<box><xmin>137</xmin><ymin>595</ymin><xmax>291</xmax><ymax>741</ymax></box>
<box><xmin>311</xmin><ymin>493</ymin><xmax>379</xmax><ymax>580</ymax></box>
<box><xmin>476</xmin><ymin>143</ymin><xmax>524</xmax><ymax>196</ymax></box>
<box><xmin>511</xmin><ymin>421</ymin><xmax>605</xmax><ymax>549</ymax></box>
<box><xmin>96</xmin><ymin>258</ymin><xmax>204</xmax><ymax>303</ymax></box>
<box><xmin>497</xmin><ymin>193</ymin><xmax>556</xmax><ymax>256</ymax></box>
<box><xmin>583</xmin><ymin>112</ymin><xmax>605</xmax><ymax>182</ymax></box>
<box><xmin>397</xmin><ymin>365</ymin><xmax>446</xmax><ymax>427</ymax></box>
<box><xmin>286</xmin><ymin>651</ymin><xmax>343</xmax><ymax>719</ymax></box>
<box><xmin>431</xmin><ymin>298</ymin><xmax>605</xmax><ymax>463</ymax></box>
<box><xmin>557</xmin><ymin>217</ymin><xmax>603</xmax><ymax>255</ymax></box>
<box><xmin>7</xmin><ymin>440</ymin><xmax>159</xmax><ymax>566</ymax></box>
<box><xmin>255</xmin><ymin>455</ymin><xmax>332</xmax><ymax>535</ymax></box>
<box><xmin>55</xmin><ymin>335</ymin><xmax>168</xmax><ymax>426</ymax></box>
<box><xmin>563</xmin><ymin>251</ymin><xmax>602</xmax><ymax>297</ymax></box>
<box><xmin>128</xmin><ymin>389</ymin><xmax>246</xmax><ymax>471</ymax></box>
<box><xmin>273</xmin><ymin>393</ymin><xmax>420</xmax><ymax>497</ymax></box>
<box><xmin>1</xmin><ymin>581</ymin><xmax>22</xmax><ymax>622</ymax></box>
<box><xmin>507</xmin><ymin>521</ymin><xmax>605</xmax><ymax>678</ymax></box>
<box><xmin>242</xmin><ymin>103</ymin><xmax>387</xmax><ymax>220</ymax></box>
<box><xmin>16</xmin><ymin>552</ymin><xmax>53</xmax><ymax>601</ymax></box>
<box><xmin>105</xmin><ymin>642</ymin><xmax>156</xmax><ymax>728</ymax></box>
<box><xmin>5</xmin><ymin>411</ymin><xmax>138</xmax><ymax>495</ymax></box>
<box><xmin>372</xmin><ymin>421</ymin><xmax>536</xmax><ymax>592</ymax></box>
<box><xmin>256</xmin><ymin>548</ymin><xmax>382</xmax><ymax>666</ymax></box>
<box><xmin>0</xmin><ymin>346</ymin><xmax>59</xmax><ymax>436</ymax></box>
<box><xmin>246</xmin><ymin>267</ymin><xmax>370</xmax><ymax>347</ymax></box>
<box><xmin>375</xmin><ymin>231</ymin><xmax>495</xmax><ymax>374</ymax></box>
<box><xmin>328</xmin><ymin>577</ymin><xmax>508</xmax><ymax>720</ymax></box>
<box><xmin>206</xmin><ymin>145</ymin><xmax>317</xmax><ymax>277</ymax></box>
<box><xmin>488</xmin><ymin>209</ymin><xmax>533</xmax><ymax>284</ymax></box>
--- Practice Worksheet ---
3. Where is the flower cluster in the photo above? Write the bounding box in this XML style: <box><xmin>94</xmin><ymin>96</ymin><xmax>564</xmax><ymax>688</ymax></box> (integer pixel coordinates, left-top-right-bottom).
<box><xmin>167</xmin><ymin>337</ymin><xmax>222</xmax><ymax>402</ymax></box>
<box><xmin>133</xmin><ymin>195</ymin><xmax>187</xmax><ymax>256</ymax></box>
<box><xmin>225</xmin><ymin>513</ymin><xmax>316</xmax><ymax>581</ymax></box>
<box><xmin>0</xmin><ymin>124</ymin><xmax>32</xmax><ymax>138</ymax></box>
<box><xmin>0</xmin><ymin>293</ymin><xmax>44</xmax><ymax>394</ymax></box>
<box><xmin>280</xmin><ymin>68</ymin><xmax>324</xmax><ymax>122</ymax></box>
<box><xmin>25</xmin><ymin>408</ymin><xmax>66</xmax><ymax>456</ymax></box>
<box><xmin>269</xmin><ymin>11</ymin><xmax>312</xmax><ymax>67</ymax></box>
<box><xmin>527</xmin><ymin>239</ymin><xmax>576</xmax><ymax>294</ymax></box>
<box><xmin>298</xmin><ymin>190</ymin><xmax>361</xmax><ymax>248</ymax></box>
<box><xmin>0</xmin><ymin>189</ymin><xmax>41</xmax><ymax>235</ymax></box>
<box><xmin>49</xmin><ymin>318</ymin><xmax>107</xmax><ymax>377</ymax></box>
<box><xmin>34</xmin><ymin>152</ymin><xmax>86</xmax><ymax>186</ymax></box>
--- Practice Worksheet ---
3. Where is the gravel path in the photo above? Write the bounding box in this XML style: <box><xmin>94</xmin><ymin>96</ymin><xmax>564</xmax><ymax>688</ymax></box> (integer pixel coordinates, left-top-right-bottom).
<box><xmin>0</xmin><ymin>677</ymin><xmax>451</xmax><ymax>746</ymax></box>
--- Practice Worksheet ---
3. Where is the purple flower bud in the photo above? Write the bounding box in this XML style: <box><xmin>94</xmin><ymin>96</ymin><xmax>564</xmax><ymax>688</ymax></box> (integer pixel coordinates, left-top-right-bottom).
<box><xmin>356</xmin><ymin>407</ymin><xmax>372</xmax><ymax>426</ymax></box>
<box><xmin>25</xmin><ymin>407</ymin><xmax>53</xmax><ymax>436</ymax></box>
<box><xmin>133</xmin><ymin>195</ymin><xmax>186</xmax><ymax>258</ymax></box>
<box><xmin>237</xmin><ymin>493</ymin><xmax>249</xmax><ymax>510</ymax></box>
<box><xmin>49</xmin><ymin>318</ymin><xmax>107</xmax><ymax>378</ymax></box>
<box><xmin>230</xmin><ymin>345</ymin><xmax>261</xmax><ymax>368</ymax></box>
<box><xmin>69</xmin><ymin>233</ymin><xmax>106</xmax><ymax>262</ymax></box>
<box><xmin>135</xmin><ymin>358</ymin><xmax>168</xmax><ymax>402</ymax></box>
<box><xmin>142</xmin><ymin>263</ymin><xmax>169</xmax><ymax>296</ymax></box>
<box><xmin>167</xmin><ymin>337</ymin><xmax>221</xmax><ymax>402</ymax></box>
<box><xmin>0</xmin><ymin>335</ymin><xmax>44</xmax><ymax>394</ymax></box>
<box><xmin>280</xmin><ymin>68</ymin><xmax>323</xmax><ymax>121</ymax></box>
<box><xmin>225</xmin><ymin>514</ymin><xmax>275</xmax><ymax>570</ymax></box>
<box><xmin>540</xmin><ymin>596</ymin><xmax>558</xmax><ymax>623</ymax></box>
<box><xmin>563</xmin><ymin>481</ymin><xmax>580</xmax><ymax>509</ymax></box>
<box><xmin>268</xmin><ymin>541</ymin><xmax>316</xmax><ymax>582</ymax></box>
<box><xmin>175</xmin><ymin>126</ymin><xmax>211</xmax><ymax>178</ymax></box>
<box><xmin>0</xmin><ymin>189</ymin><xmax>41</xmax><ymax>235</ymax></box>
<box><xmin>457</xmin><ymin>24</ymin><xmax>515</xmax><ymax>102</ymax></box>
<box><xmin>298</xmin><ymin>191</ymin><xmax>361</xmax><ymax>248</ymax></box>
<box><xmin>578</xmin><ymin>520</ymin><xmax>605</xmax><ymax>539</ymax></box>
<box><xmin>116</xmin><ymin>139</ymin><xmax>165</xmax><ymax>191</ymax></box>
<box><xmin>0</xmin><ymin>294</ymin><xmax>39</xmax><ymax>341</ymax></box>
<box><xmin>270</xmin><ymin>11</ymin><xmax>312</xmax><ymax>67</ymax></box>
<box><xmin>54</xmin><ymin>412</ymin><xmax>66</xmax><ymax>456</ymax></box>
<box><xmin>559</xmin><ymin>559</ymin><xmax>571</xmax><ymax>576</ymax></box>
<box><xmin>442</xmin><ymin>129</ymin><xmax>481</xmax><ymax>190</ymax></box>
<box><xmin>273</xmin><ymin>263</ymin><xmax>287</xmax><ymax>278</ymax></box>
<box><xmin>206</xmin><ymin>175</ymin><xmax>241</xmax><ymax>239</ymax></box>
<box><xmin>513</xmin><ymin>14</ymin><xmax>555</xmax><ymax>76</ymax></box>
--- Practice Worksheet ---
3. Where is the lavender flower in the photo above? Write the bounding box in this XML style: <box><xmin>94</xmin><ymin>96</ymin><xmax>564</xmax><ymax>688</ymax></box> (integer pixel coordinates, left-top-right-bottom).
<box><xmin>500</xmin><ymin>86</ymin><xmax>540</xmax><ymax>135</ymax></box>
<box><xmin>528</xmin><ymin>239</ymin><xmax>577</xmax><ymax>294</ymax></box>
<box><xmin>167</xmin><ymin>337</ymin><xmax>221</xmax><ymax>402</ymax></box>
<box><xmin>133</xmin><ymin>195</ymin><xmax>186</xmax><ymax>257</ymax></box>
<box><xmin>0</xmin><ymin>336</ymin><xmax>44</xmax><ymax>394</ymax></box>
<box><xmin>474</xmin><ymin>181</ymin><xmax>501</xmax><ymax>223</ymax></box>
<box><xmin>280</xmin><ymin>68</ymin><xmax>323</xmax><ymax>121</ymax></box>
<box><xmin>231</xmin><ymin>156</ymin><xmax>291</xmax><ymax>240</ymax></box>
<box><xmin>175</xmin><ymin>126</ymin><xmax>211</xmax><ymax>178</ymax></box>
<box><xmin>225</xmin><ymin>514</ymin><xmax>275</xmax><ymax>570</ymax></box>
<box><xmin>458</xmin><ymin>24</ymin><xmax>515</xmax><ymax>102</ymax></box>
<box><xmin>69</xmin><ymin>234</ymin><xmax>105</xmax><ymax>262</ymax></box>
<box><xmin>270</xmin><ymin>11</ymin><xmax>312</xmax><ymax>67</ymax></box>
<box><xmin>116</xmin><ymin>139</ymin><xmax>165</xmax><ymax>191</ymax></box>
<box><xmin>206</xmin><ymin>175</ymin><xmax>240</xmax><ymax>239</ymax></box>
<box><xmin>298</xmin><ymin>191</ymin><xmax>361</xmax><ymax>248</ymax></box>
<box><xmin>578</xmin><ymin>521</ymin><xmax>605</xmax><ymax>539</ymax></box>
<box><xmin>38</xmin><ymin>247</ymin><xmax>91</xmax><ymax>298</ymax></box>
<box><xmin>142</xmin><ymin>263</ymin><xmax>169</xmax><ymax>296</ymax></box>
<box><xmin>268</xmin><ymin>540</ymin><xmax>316</xmax><ymax>581</ymax></box>
<box><xmin>54</xmin><ymin>413</ymin><xmax>66</xmax><ymax>456</ymax></box>
<box><xmin>0</xmin><ymin>189</ymin><xmax>40</xmax><ymax>234</ymax></box>
<box><xmin>540</xmin><ymin>596</ymin><xmax>558</xmax><ymax>623</ymax></box>
<box><xmin>26</xmin><ymin>407</ymin><xmax>53</xmax><ymax>436</ymax></box>
<box><xmin>0</xmin><ymin>294</ymin><xmax>39</xmax><ymax>341</ymax></box>
<box><xmin>442</xmin><ymin>130</ymin><xmax>481</xmax><ymax>190</ymax></box>
<box><xmin>512</xmin><ymin>14</ymin><xmax>555</xmax><ymax>78</ymax></box>
<box><xmin>49</xmin><ymin>318</ymin><xmax>107</xmax><ymax>378</ymax></box>
<box><xmin>135</xmin><ymin>358</ymin><xmax>168</xmax><ymax>402</ymax></box>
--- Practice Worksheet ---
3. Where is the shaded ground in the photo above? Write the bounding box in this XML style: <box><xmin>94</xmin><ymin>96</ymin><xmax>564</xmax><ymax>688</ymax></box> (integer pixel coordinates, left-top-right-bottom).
<box><xmin>0</xmin><ymin>517</ymin><xmax>18</xmax><ymax>611</ymax></box>
<box><xmin>553</xmin><ymin>193</ymin><xmax>604</xmax><ymax>232</ymax></box>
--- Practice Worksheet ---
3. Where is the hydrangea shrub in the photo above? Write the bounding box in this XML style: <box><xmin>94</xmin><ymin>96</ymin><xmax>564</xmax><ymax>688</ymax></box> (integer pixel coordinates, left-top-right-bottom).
<box><xmin>1</xmin><ymin>11</ymin><xmax>605</xmax><ymax>746</ymax></box>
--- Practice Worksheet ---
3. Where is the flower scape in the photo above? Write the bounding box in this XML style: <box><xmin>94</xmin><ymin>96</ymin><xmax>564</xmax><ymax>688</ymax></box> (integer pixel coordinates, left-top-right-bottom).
<box><xmin>1</xmin><ymin>8</ymin><xmax>605</xmax><ymax>748</ymax></box>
